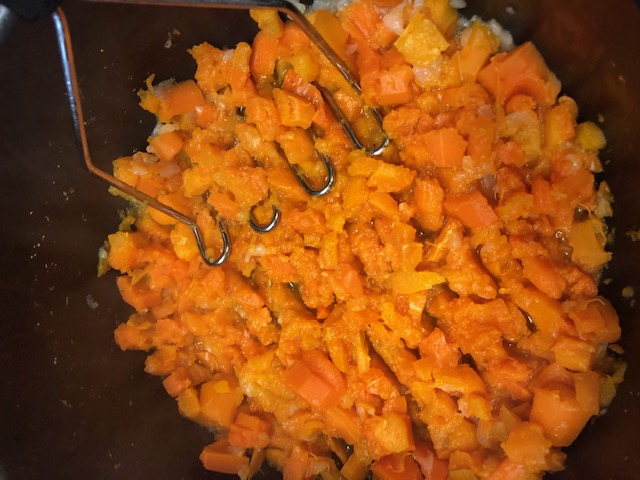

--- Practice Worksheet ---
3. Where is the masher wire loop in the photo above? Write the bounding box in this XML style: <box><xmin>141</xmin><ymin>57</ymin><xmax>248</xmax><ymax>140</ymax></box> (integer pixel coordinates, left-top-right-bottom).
<box><xmin>249</xmin><ymin>204</ymin><xmax>281</xmax><ymax>233</ymax></box>
<box><xmin>290</xmin><ymin>151</ymin><xmax>336</xmax><ymax>196</ymax></box>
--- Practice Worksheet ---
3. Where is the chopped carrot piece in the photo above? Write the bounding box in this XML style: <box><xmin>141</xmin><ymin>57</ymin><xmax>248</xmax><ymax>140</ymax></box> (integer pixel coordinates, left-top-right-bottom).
<box><xmin>158</xmin><ymin>79</ymin><xmax>206</xmax><ymax>122</ymax></box>
<box><xmin>456</xmin><ymin>21</ymin><xmax>499</xmax><ymax>81</ymax></box>
<box><xmin>309</xmin><ymin>9</ymin><xmax>349</xmax><ymax>59</ymax></box>
<box><xmin>530</xmin><ymin>384</ymin><xmax>592</xmax><ymax>447</ymax></box>
<box><xmin>283</xmin><ymin>349</ymin><xmax>346</xmax><ymax>410</ymax></box>
<box><xmin>423</xmin><ymin>127</ymin><xmax>468</xmax><ymax>168</ymax></box>
<box><xmin>228</xmin><ymin>412</ymin><xmax>270</xmax><ymax>449</ymax></box>
<box><xmin>477</xmin><ymin>42</ymin><xmax>561</xmax><ymax>107</ymax></box>
<box><xmin>107</xmin><ymin>231</ymin><xmax>144</xmax><ymax>272</ymax></box>
<box><xmin>365</xmin><ymin>413</ymin><xmax>415</xmax><ymax>459</ymax></box>
<box><xmin>521</xmin><ymin>255</ymin><xmax>566</xmax><ymax>299</ymax></box>
<box><xmin>113</xmin><ymin>321</ymin><xmax>152</xmax><ymax>351</ymax></box>
<box><xmin>371</xmin><ymin>453</ymin><xmax>423</xmax><ymax>480</ymax></box>
<box><xmin>116</xmin><ymin>276</ymin><xmax>162</xmax><ymax>312</ymax></box>
<box><xmin>147</xmin><ymin>192</ymin><xmax>192</xmax><ymax>226</ymax></box>
<box><xmin>502</xmin><ymin>422</ymin><xmax>552</xmax><ymax>472</ymax></box>
<box><xmin>567</xmin><ymin>219</ymin><xmax>611</xmax><ymax>273</ymax></box>
<box><xmin>412</xmin><ymin>442</ymin><xmax>448</xmax><ymax>480</ymax></box>
<box><xmin>149</xmin><ymin>130</ymin><xmax>183</xmax><ymax>162</ymax></box>
<box><xmin>377</xmin><ymin>65</ymin><xmax>415</xmax><ymax>106</ymax></box>
<box><xmin>200</xmin><ymin>439</ymin><xmax>249</xmax><ymax>474</ymax></box>
<box><xmin>177</xmin><ymin>387</ymin><xmax>201</xmax><ymax>419</ymax></box>
<box><xmin>249</xmin><ymin>9</ymin><xmax>284</xmax><ymax>39</ymax></box>
<box><xmin>511</xmin><ymin>285</ymin><xmax>563</xmax><ymax>341</ymax></box>
<box><xmin>283</xmin><ymin>360</ymin><xmax>335</xmax><ymax>408</ymax></box>
<box><xmin>552</xmin><ymin>337</ymin><xmax>596</xmax><ymax>372</ymax></box>
<box><xmin>324</xmin><ymin>406</ymin><xmax>362</xmax><ymax>444</ymax></box>
<box><xmin>282</xmin><ymin>446</ymin><xmax>311</xmax><ymax>480</ymax></box>
<box><xmin>250</xmin><ymin>31</ymin><xmax>280</xmax><ymax>81</ymax></box>
<box><xmin>567</xmin><ymin>297</ymin><xmax>621</xmax><ymax>344</ymax></box>
<box><xmin>199</xmin><ymin>375</ymin><xmax>244</xmax><ymax>428</ymax></box>
<box><xmin>367</xmin><ymin>162</ymin><xmax>416</xmax><ymax>193</ymax></box>
<box><xmin>273</xmin><ymin>88</ymin><xmax>316</xmax><ymax>128</ymax></box>
<box><xmin>442</xmin><ymin>190</ymin><xmax>499</xmax><ymax>229</ymax></box>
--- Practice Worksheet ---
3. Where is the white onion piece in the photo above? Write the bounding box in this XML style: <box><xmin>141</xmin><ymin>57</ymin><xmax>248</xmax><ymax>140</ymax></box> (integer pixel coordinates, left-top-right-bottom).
<box><xmin>413</xmin><ymin>57</ymin><xmax>444</xmax><ymax>87</ymax></box>
<box><xmin>222</xmin><ymin>49</ymin><xmax>234</xmax><ymax>62</ymax></box>
<box><xmin>345</xmin><ymin>42</ymin><xmax>358</xmax><ymax>56</ymax></box>
<box><xmin>477</xmin><ymin>104</ymin><xmax>495</xmax><ymax>119</ymax></box>
<box><xmin>487</xmin><ymin>18</ymin><xmax>515</xmax><ymax>51</ymax></box>
<box><xmin>158</xmin><ymin>162</ymin><xmax>181</xmax><ymax>178</ymax></box>
<box><xmin>151</xmin><ymin>121</ymin><xmax>178</xmax><ymax>138</ymax></box>
<box><xmin>138</xmin><ymin>152</ymin><xmax>158</xmax><ymax>164</ymax></box>
<box><xmin>382</xmin><ymin>3</ymin><xmax>406</xmax><ymax>35</ymax></box>
<box><xmin>131</xmin><ymin>164</ymin><xmax>148</xmax><ymax>176</ymax></box>
<box><xmin>152</xmin><ymin>78</ymin><xmax>175</xmax><ymax>100</ymax></box>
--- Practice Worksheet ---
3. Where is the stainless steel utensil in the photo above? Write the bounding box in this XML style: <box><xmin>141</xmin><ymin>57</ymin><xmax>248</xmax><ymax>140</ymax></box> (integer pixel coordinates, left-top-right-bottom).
<box><xmin>51</xmin><ymin>0</ymin><xmax>389</xmax><ymax>266</ymax></box>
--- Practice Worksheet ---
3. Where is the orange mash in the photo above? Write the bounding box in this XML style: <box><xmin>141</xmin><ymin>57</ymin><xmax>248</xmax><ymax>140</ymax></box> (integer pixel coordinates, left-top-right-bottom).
<box><xmin>103</xmin><ymin>1</ymin><xmax>625</xmax><ymax>478</ymax></box>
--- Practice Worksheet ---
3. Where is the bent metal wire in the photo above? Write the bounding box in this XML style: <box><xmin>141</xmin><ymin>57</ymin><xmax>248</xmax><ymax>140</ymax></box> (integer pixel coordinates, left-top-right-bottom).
<box><xmin>52</xmin><ymin>1</ymin><xmax>389</xmax><ymax>266</ymax></box>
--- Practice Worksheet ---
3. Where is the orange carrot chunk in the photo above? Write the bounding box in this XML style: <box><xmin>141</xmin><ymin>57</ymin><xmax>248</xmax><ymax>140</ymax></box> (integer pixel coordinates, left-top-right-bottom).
<box><xmin>477</xmin><ymin>42</ymin><xmax>561</xmax><ymax>107</ymax></box>
<box><xmin>377</xmin><ymin>65</ymin><xmax>415</xmax><ymax>106</ymax></box>
<box><xmin>371</xmin><ymin>453</ymin><xmax>423</xmax><ymax>480</ymax></box>
<box><xmin>442</xmin><ymin>190</ymin><xmax>499</xmax><ymax>229</ymax></box>
<box><xmin>228</xmin><ymin>412</ymin><xmax>270</xmax><ymax>449</ymax></box>
<box><xmin>200</xmin><ymin>439</ymin><xmax>249</xmax><ymax>474</ymax></box>
<box><xmin>422</xmin><ymin>127</ymin><xmax>468</xmax><ymax>168</ymax></box>
<box><xmin>148</xmin><ymin>130</ymin><xmax>183</xmax><ymax>162</ymax></box>
<box><xmin>283</xmin><ymin>349</ymin><xmax>346</xmax><ymax>410</ymax></box>
<box><xmin>412</xmin><ymin>442</ymin><xmax>449</xmax><ymax>480</ymax></box>
<box><xmin>158</xmin><ymin>79</ymin><xmax>206</xmax><ymax>122</ymax></box>
<box><xmin>530</xmin><ymin>384</ymin><xmax>592</xmax><ymax>447</ymax></box>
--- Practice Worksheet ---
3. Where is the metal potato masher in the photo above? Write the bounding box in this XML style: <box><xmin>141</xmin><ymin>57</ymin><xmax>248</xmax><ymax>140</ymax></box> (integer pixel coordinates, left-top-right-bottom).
<box><xmin>2</xmin><ymin>0</ymin><xmax>390</xmax><ymax>265</ymax></box>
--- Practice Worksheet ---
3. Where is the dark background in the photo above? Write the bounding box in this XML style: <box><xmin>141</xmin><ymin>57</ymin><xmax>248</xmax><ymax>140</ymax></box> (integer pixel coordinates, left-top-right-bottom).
<box><xmin>0</xmin><ymin>0</ymin><xmax>638</xmax><ymax>479</ymax></box>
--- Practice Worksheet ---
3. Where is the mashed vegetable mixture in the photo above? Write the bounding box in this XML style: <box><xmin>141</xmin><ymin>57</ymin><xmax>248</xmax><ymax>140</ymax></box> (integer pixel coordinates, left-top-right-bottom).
<box><xmin>103</xmin><ymin>0</ymin><xmax>626</xmax><ymax>478</ymax></box>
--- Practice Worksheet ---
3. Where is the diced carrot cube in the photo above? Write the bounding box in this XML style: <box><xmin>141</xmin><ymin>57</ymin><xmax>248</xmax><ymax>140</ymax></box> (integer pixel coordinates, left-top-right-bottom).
<box><xmin>371</xmin><ymin>453</ymin><xmax>423</xmax><ymax>480</ymax></box>
<box><xmin>530</xmin><ymin>383</ymin><xmax>591</xmax><ymax>447</ymax></box>
<box><xmin>177</xmin><ymin>386</ymin><xmax>201</xmax><ymax>419</ymax></box>
<box><xmin>567</xmin><ymin>297</ymin><xmax>621</xmax><ymax>344</ymax></box>
<box><xmin>412</xmin><ymin>442</ymin><xmax>448</xmax><ymax>480</ymax></box>
<box><xmin>442</xmin><ymin>190</ymin><xmax>499</xmax><ymax>229</ymax></box>
<box><xmin>324</xmin><ymin>406</ymin><xmax>362</xmax><ymax>445</ymax></box>
<box><xmin>199</xmin><ymin>375</ymin><xmax>244</xmax><ymax>427</ymax></box>
<box><xmin>159</xmin><ymin>79</ymin><xmax>206</xmax><ymax>122</ymax></box>
<box><xmin>377</xmin><ymin>65</ymin><xmax>415</xmax><ymax>106</ymax></box>
<box><xmin>149</xmin><ymin>130</ymin><xmax>184</xmax><ymax>162</ymax></box>
<box><xmin>228</xmin><ymin>412</ymin><xmax>271</xmax><ymax>449</ymax></box>
<box><xmin>200</xmin><ymin>439</ymin><xmax>249</xmax><ymax>474</ymax></box>
<box><xmin>365</xmin><ymin>413</ymin><xmax>415</xmax><ymax>459</ymax></box>
<box><xmin>477</xmin><ymin>42</ymin><xmax>561</xmax><ymax>107</ymax></box>
<box><xmin>502</xmin><ymin>422</ymin><xmax>552</xmax><ymax>472</ymax></box>
<box><xmin>273</xmin><ymin>88</ymin><xmax>315</xmax><ymax>129</ymax></box>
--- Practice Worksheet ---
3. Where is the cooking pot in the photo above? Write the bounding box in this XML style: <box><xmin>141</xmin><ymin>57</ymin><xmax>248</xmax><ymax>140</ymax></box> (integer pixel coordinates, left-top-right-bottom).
<box><xmin>0</xmin><ymin>0</ymin><xmax>638</xmax><ymax>478</ymax></box>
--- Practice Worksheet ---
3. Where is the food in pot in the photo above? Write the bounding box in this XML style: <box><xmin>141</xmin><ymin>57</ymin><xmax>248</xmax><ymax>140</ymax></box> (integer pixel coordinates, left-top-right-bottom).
<box><xmin>102</xmin><ymin>0</ymin><xmax>626</xmax><ymax>478</ymax></box>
